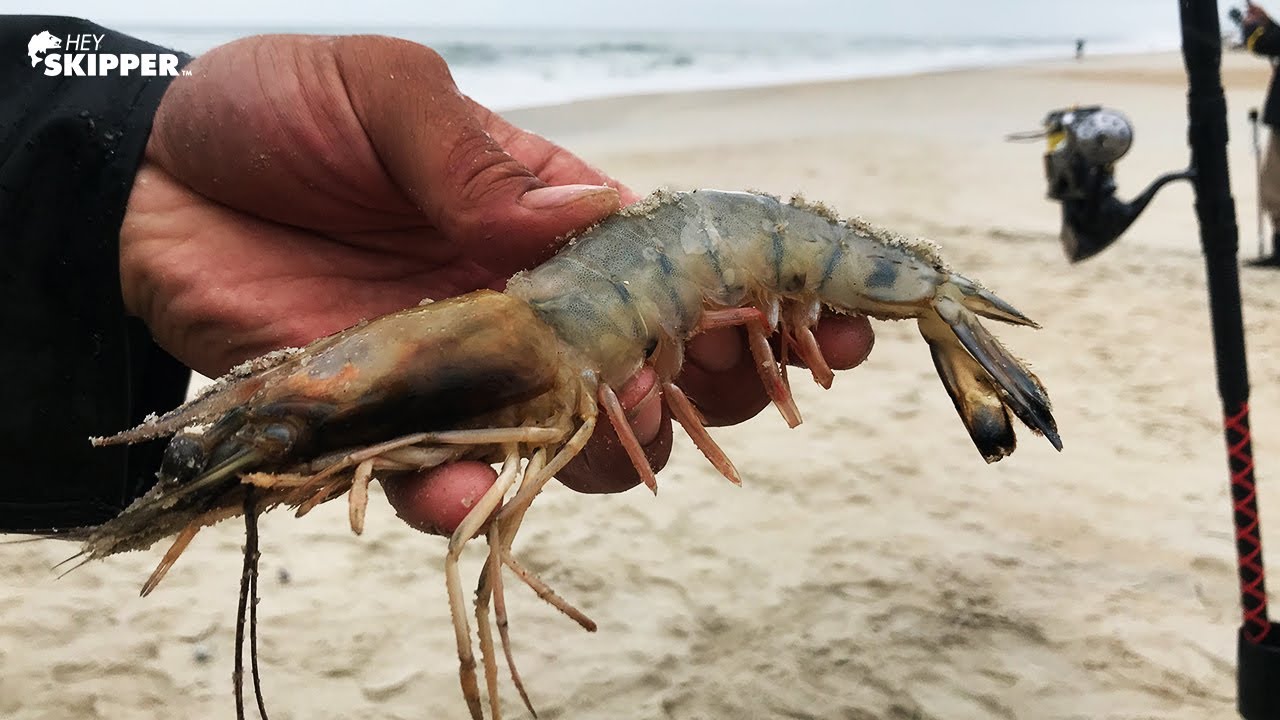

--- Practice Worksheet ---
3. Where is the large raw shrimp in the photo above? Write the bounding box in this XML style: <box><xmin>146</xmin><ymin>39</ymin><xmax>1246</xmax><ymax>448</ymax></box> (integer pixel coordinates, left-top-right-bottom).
<box><xmin>84</xmin><ymin>188</ymin><xmax>1061</xmax><ymax>719</ymax></box>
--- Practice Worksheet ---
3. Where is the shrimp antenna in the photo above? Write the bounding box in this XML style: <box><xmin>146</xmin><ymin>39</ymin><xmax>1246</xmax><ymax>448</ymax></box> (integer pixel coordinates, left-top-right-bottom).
<box><xmin>2</xmin><ymin>536</ymin><xmax>57</xmax><ymax>545</ymax></box>
<box><xmin>234</xmin><ymin>489</ymin><xmax>270</xmax><ymax>720</ymax></box>
<box><xmin>50</xmin><ymin>550</ymin><xmax>87</xmax><ymax>572</ymax></box>
<box><xmin>53</xmin><ymin>552</ymin><xmax>93</xmax><ymax>579</ymax></box>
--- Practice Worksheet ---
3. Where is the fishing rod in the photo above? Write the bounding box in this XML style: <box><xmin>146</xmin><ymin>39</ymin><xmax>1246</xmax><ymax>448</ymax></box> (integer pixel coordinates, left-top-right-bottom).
<box><xmin>1181</xmin><ymin>4</ymin><xmax>1280</xmax><ymax>715</ymax></box>
<box><xmin>1008</xmin><ymin>1</ymin><xmax>1279</xmax><ymax>716</ymax></box>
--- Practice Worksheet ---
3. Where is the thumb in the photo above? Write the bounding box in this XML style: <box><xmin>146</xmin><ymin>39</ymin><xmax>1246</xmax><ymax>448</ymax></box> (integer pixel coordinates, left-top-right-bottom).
<box><xmin>335</xmin><ymin>36</ymin><xmax>620</xmax><ymax>271</ymax></box>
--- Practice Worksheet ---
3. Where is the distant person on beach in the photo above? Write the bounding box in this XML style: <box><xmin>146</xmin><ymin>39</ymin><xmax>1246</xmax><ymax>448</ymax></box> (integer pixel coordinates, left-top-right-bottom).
<box><xmin>0</xmin><ymin>18</ymin><xmax>875</xmax><ymax>536</ymax></box>
<box><xmin>1229</xmin><ymin>6</ymin><xmax>1249</xmax><ymax>49</ymax></box>
<box><xmin>1241</xmin><ymin>0</ymin><xmax>1280</xmax><ymax>264</ymax></box>
<box><xmin>1075</xmin><ymin>38</ymin><xmax>1085</xmax><ymax>61</ymax></box>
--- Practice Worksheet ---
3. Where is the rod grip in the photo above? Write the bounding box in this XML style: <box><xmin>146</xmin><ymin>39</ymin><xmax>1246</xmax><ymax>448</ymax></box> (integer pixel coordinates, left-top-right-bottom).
<box><xmin>1238</xmin><ymin>626</ymin><xmax>1280</xmax><ymax>719</ymax></box>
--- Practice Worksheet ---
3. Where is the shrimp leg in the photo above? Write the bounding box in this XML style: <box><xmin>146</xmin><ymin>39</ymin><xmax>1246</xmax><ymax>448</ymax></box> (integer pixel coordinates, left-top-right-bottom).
<box><xmin>449</xmin><ymin>385</ymin><xmax>599</xmax><ymax>720</ymax></box>
<box><xmin>696</xmin><ymin>307</ymin><xmax>802</xmax><ymax>427</ymax></box>
<box><xmin>139</xmin><ymin>504</ymin><xmax>237</xmax><ymax>596</ymax></box>
<box><xmin>494</xmin><ymin>383</ymin><xmax>598</xmax><ymax>528</ymax></box>
<box><xmin>661</xmin><ymin>381</ymin><xmax>741</xmax><ymax>485</ymax></box>
<box><xmin>599</xmin><ymin>382</ymin><xmax>658</xmax><ymax>494</ymax></box>
<box><xmin>782</xmin><ymin>298</ymin><xmax>835</xmax><ymax>389</ymax></box>
<box><xmin>474</xmin><ymin>518</ymin><xmax>598</xmax><ymax>716</ymax></box>
<box><xmin>461</xmin><ymin>390</ymin><xmax>598</xmax><ymax>718</ymax></box>
<box><xmin>347</xmin><ymin>459</ymin><xmax>375</xmax><ymax>535</ymax></box>
<box><xmin>475</xmin><ymin>533</ymin><xmax>504</xmax><ymax>720</ymax></box>
<box><xmin>473</xmin><ymin>450</ymin><xmax>548</xmax><ymax>719</ymax></box>
<box><xmin>449</xmin><ymin>448</ymin><xmax>523</xmax><ymax>720</ymax></box>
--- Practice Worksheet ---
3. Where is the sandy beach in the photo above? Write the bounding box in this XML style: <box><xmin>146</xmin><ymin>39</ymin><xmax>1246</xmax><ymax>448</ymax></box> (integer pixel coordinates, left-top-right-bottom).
<box><xmin>4</xmin><ymin>49</ymin><xmax>1280</xmax><ymax>719</ymax></box>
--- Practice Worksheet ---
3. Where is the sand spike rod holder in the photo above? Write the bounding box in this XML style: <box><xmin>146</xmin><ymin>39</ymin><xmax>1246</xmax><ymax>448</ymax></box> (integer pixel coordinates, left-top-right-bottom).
<box><xmin>1010</xmin><ymin>2</ymin><xmax>1280</xmax><ymax>716</ymax></box>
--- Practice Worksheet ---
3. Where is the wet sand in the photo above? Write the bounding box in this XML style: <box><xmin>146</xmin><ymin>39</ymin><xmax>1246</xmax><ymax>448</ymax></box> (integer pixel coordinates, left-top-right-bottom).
<box><xmin>4</xmin><ymin>49</ymin><xmax>1279</xmax><ymax>719</ymax></box>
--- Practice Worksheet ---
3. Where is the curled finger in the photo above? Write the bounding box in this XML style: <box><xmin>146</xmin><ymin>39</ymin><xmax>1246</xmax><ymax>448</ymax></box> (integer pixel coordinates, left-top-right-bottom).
<box><xmin>557</xmin><ymin>367</ymin><xmax>673</xmax><ymax>494</ymax></box>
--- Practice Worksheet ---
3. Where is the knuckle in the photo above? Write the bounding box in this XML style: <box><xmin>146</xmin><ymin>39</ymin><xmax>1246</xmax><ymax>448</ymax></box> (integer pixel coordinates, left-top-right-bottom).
<box><xmin>444</xmin><ymin>129</ymin><xmax>536</xmax><ymax>208</ymax></box>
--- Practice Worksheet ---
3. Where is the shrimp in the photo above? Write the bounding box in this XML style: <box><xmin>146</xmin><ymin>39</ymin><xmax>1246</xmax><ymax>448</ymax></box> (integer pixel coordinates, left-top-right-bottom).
<box><xmin>84</xmin><ymin>188</ymin><xmax>1061</xmax><ymax>720</ymax></box>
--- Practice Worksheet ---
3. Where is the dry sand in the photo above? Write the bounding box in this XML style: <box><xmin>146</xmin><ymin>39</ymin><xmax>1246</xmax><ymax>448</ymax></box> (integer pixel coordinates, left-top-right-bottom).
<box><xmin>4</xmin><ymin>50</ymin><xmax>1280</xmax><ymax>719</ymax></box>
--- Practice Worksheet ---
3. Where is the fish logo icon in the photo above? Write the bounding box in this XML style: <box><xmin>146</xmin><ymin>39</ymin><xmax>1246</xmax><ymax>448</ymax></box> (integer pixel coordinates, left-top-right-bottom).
<box><xmin>28</xmin><ymin>31</ymin><xmax>61</xmax><ymax>67</ymax></box>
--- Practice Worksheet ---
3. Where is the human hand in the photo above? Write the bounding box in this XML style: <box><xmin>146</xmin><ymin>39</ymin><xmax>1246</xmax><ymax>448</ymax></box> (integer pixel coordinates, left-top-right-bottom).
<box><xmin>120</xmin><ymin>34</ymin><xmax>874</xmax><ymax>530</ymax></box>
<box><xmin>123</xmin><ymin>34</ymin><xmax>632</xmax><ymax>374</ymax></box>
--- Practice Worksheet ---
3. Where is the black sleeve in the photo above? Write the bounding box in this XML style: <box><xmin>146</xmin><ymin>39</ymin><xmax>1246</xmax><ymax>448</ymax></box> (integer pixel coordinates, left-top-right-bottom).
<box><xmin>1246</xmin><ymin>17</ymin><xmax>1280</xmax><ymax>57</ymax></box>
<box><xmin>0</xmin><ymin>17</ymin><xmax>194</xmax><ymax>533</ymax></box>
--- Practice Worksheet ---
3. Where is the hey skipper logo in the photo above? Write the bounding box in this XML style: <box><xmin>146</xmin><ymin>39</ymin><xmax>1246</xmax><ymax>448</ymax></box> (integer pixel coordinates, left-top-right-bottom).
<box><xmin>27</xmin><ymin>30</ymin><xmax>186</xmax><ymax>77</ymax></box>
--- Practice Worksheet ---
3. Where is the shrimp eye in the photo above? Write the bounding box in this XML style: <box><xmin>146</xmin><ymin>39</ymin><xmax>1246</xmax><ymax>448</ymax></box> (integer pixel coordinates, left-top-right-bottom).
<box><xmin>256</xmin><ymin>422</ymin><xmax>300</xmax><ymax>454</ymax></box>
<box><xmin>160</xmin><ymin>433</ymin><xmax>207</xmax><ymax>483</ymax></box>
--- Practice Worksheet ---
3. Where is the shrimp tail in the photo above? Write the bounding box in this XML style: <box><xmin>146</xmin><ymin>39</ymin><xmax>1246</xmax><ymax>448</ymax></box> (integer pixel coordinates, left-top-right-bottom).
<box><xmin>920</xmin><ymin>285</ymin><xmax>1062</xmax><ymax>463</ymax></box>
<box><xmin>947</xmin><ymin>274</ymin><xmax>1041</xmax><ymax>329</ymax></box>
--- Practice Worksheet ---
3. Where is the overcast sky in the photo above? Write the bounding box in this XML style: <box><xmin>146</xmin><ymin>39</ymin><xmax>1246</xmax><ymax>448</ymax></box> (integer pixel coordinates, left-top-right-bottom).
<box><xmin>14</xmin><ymin>0</ymin><xmax>1186</xmax><ymax>37</ymax></box>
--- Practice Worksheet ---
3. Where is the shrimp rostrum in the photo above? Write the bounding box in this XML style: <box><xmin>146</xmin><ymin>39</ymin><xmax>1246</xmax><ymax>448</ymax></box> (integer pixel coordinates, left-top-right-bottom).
<box><xmin>85</xmin><ymin>188</ymin><xmax>1061</xmax><ymax>719</ymax></box>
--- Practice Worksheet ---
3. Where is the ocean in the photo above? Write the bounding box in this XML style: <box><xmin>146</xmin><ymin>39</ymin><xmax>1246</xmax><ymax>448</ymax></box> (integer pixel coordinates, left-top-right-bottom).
<box><xmin>25</xmin><ymin>0</ymin><xmax>1209</xmax><ymax>110</ymax></box>
<box><xmin>111</xmin><ymin>24</ymin><xmax>1184</xmax><ymax>112</ymax></box>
